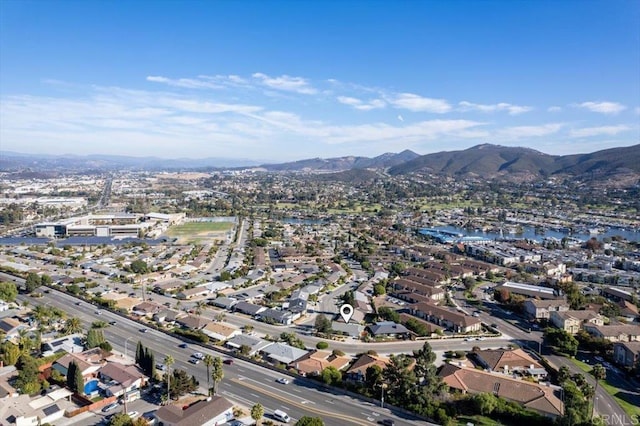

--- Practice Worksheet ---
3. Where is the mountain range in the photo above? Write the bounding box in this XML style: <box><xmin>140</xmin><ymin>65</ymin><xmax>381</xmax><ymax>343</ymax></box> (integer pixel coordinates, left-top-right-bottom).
<box><xmin>1</xmin><ymin>144</ymin><xmax>639</xmax><ymax>183</ymax></box>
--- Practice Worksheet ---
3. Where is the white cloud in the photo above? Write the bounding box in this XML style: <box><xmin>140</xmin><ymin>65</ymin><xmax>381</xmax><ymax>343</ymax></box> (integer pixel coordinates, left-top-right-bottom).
<box><xmin>146</xmin><ymin>75</ymin><xmax>224</xmax><ymax>89</ymax></box>
<box><xmin>547</xmin><ymin>106</ymin><xmax>562</xmax><ymax>113</ymax></box>
<box><xmin>569</xmin><ymin>125</ymin><xmax>631</xmax><ymax>138</ymax></box>
<box><xmin>458</xmin><ymin>101</ymin><xmax>533</xmax><ymax>115</ymax></box>
<box><xmin>574</xmin><ymin>101</ymin><xmax>626</xmax><ymax>114</ymax></box>
<box><xmin>251</xmin><ymin>72</ymin><xmax>317</xmax><ymax>94</ymax></box>
<box><xmin>634</xmin><ymin>107</ymin><xmax>640</xmax><ymax>115</ymax></box>
<box><xmin>387</xmin><ymin>93</ymin><xmax>451</xmax><ymax>113</ymax></box>
<box><xmin>497</xmin><ymin>123</ymin><xmax>565</xmax><ymax>139</ymax></box>
<box><xmin>337</xmin><ymin>96</ymin><xmax>385</xmax><ymax>110</ymax></box>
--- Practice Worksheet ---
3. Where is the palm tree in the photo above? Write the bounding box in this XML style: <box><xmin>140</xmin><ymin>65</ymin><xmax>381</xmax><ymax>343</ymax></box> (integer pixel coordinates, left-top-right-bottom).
<box><xmin>194</xmin><ymin>301</ymin><xmax>206</xmax><ymax>316</ymax></box>
<box><xmin>203</xmin><ymin>354</ymin><xmax>214</xmax><ymax>396</ymax></box>
<box><xmin>211</xmin><ymin>356</ymin><xmax>224</xmax><ymax>395</ymax></box>
<box><xmin>591</xmin><ymin>364</ymin><xmax>606</xmax><ymax>420</ymax></box>
<box><xmin>63</xmin><ymin>317</ymin><xmax>83</xmax><ymax>335</ymax></box>
<box><xmin>164</xmin><ymin>355</ymin><xmax>174</xmax><ymax>402</ymax></box>
<box><xmin>251</xmin><ymin>403</ymin><xmax>264</xmax><ymax>426</ymax></box>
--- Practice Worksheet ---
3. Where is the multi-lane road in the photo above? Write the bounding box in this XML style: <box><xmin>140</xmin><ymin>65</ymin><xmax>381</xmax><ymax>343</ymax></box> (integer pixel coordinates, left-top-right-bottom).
<box><xmin>22</xmin><ymin>287</ymin><xmax>434</xmax><ymax>426</ymax></box>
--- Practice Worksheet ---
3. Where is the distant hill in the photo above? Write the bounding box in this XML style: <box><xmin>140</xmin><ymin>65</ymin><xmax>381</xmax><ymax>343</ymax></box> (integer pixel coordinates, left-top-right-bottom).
<box><xmin>0</xmin><ymin>152</ymin><xmax>259</xmax><ymax>171</ymax></box>
<box><xmin>388</xmin><ymin>143</ymin><xmax>640</xmax><ymax>182</ymax></box>
<box><xmin>259</xmin><ymin>150</ymin><xmax>420</xmax><ymax>172</ymax></box>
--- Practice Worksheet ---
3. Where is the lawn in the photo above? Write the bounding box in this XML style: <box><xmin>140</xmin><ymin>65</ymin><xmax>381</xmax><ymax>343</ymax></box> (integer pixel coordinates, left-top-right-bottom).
<box><xmin>165</xmin><ymin>221</ymin><xmax>234</xmax><ymax>243</ymax></box>
<box><xmin>571</xmin><ymin>359</ymin><xmax>640</xmax><ymax>419</ymax></box>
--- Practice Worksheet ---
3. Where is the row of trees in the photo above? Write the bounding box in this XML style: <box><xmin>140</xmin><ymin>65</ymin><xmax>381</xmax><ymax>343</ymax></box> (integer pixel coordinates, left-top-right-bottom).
<box><xmin>135</xmin><ymin>341</ymin><xmax>155</xmax><ymax>378</ymax></box>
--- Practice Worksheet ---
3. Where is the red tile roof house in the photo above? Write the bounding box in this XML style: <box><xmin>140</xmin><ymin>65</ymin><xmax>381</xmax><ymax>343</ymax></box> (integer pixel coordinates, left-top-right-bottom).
<box><xmin>470</xmin><ymin>348</ymin><xmax>547</xmax><ymax>379</ymax></box>
<box><xmin>439</xmin><ymin>363</ymin><xmax>564</xmax><ymax>419</ymax></box>
<box><xmin>289</xmin><ymin>350</ymin><xmax>352</xmax><ymax>377</ymax></box>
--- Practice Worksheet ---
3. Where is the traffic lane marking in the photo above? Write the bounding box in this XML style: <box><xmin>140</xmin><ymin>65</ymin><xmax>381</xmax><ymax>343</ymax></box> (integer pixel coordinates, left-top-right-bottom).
<box><xmin>231</xmin><ymin>378</ymin><xmax>369</xmax><ymax>426</ymax></box>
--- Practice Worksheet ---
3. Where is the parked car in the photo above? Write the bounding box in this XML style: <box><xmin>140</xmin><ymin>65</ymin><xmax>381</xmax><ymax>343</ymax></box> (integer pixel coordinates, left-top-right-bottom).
<box><xmin>127</xmin><ymin>411</ymin><xmax>140</xmax><ymax>420</ymax></box>
<box><xmin>102</xmin><ymin>402</ymin><xmax>119</xmax><ymax>413</ymax></box>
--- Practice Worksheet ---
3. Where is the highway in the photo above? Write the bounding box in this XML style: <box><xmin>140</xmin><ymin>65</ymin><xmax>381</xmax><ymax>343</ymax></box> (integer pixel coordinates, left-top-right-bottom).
<box><xmin>23</xmin><ymin>287</ymin><xmax>435</xmax><ymax>426</ymax></box>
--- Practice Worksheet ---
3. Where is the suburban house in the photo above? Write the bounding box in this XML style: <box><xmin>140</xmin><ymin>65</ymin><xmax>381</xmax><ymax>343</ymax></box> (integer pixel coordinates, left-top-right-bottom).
<box><xmin>602</xmin><ymin>287</ymin><xmax>635</xmax><ymax>303</ymax></box>
<box><xmin>176</xmin><ymin>315</ymin><xmax>210</xmax><ymax>330</ymax></box>
<box><xmin>0</xmin><ymin>388</ymin><xmax>75</xmax><ymax>426</ymax></box>
<box><xmin>131</xmin><ymin>301</ymin><xmax>163</xmax><ymax>317</ymax></box>
<box><xmin>471</xmin><ymin>348</ymin><xmax>547</xmax><ymax>378</ymax></box>
<box><xmin>345</xmin><ymin>353</ymin><xmax>389</xmax><ymax>382</ymax></box>
<box><xmin>41</xmin><ymin>333</ymin><xmax>84</xmax><ymax>356</ymax></box>
<box><xmin>259</xmin><ymin>308</ymin><xmax>298</xmax><ymax>325</ymax></box>
<box><xmin>209</xmin><ymin>297</ymin><xmax>238</xmax><ymax>310</ymax></box>
<box><xmin>98</xmin><ymin>362</ymin><xmax>147</xmax><ymax>398</ymax></box>
<box><xmin>550</xmin><ymin>310</ymin><xmax>606</xmax><ymax>335</ymax></box>
<box><xmin>154</xmin><ymin>396</ymin><xmax>234</xmax><ymax>426</ymax></box>
<box><xmin>524</xmin><ymin>299</ymin><xmax>569</xmax><ymax>320</ymax></box>
<box><xmin>289</xmin><ymin>350</ymin><xmax>352</xmax><ymax>376</ymax></box>
<box><xmin>439</xmin><ymin>364</ymin><xmax>564</xmax><ymax>419</ymax></box>
<box><xmin>410</xmin><ymin>302</ymin><xmax>482</xmax><ymax>333</ymax></box>
<box><xmin>0</xmin><ymin>317</ymin><xmax>29</xmax><ymax>343</ymax></box>
<box><xmin>201</xmin><ymin>322</ymin><xmax>242</xmax><ymax>342</ymax></box>
<box><xmin>225</xmin><ymin>335</ymin><xmax>272</xmax><ymax>356</ymax></box>
<box><xmin>177</xmin><ymin>286</ymin><xmax>210</xmax><ymax>300</ymax></box>
<box><xmin>260</xmin><ymin>343</ymin><xmax>309</xmax><ymax>365</ymax></box>
<box><xmin>366</xmin><ymin>321</ymin><xmax>411</xmax><ymax>339</ymax></box>
<box><xmin>152</xmin><ymin>309</ymin><xmax>185</xmax><ymax>325</ymax></box>
<box><xmin>233</xmin><ymin>301</ymin><xmax>266</xmax><ymax>317</ymax></box>
<box><xmin>51</xmin><ymin>348</ymin><xmax>106</xmax><ymax>390</ymax></box>
<box><xmin>613</xmin><ymin>341</ymin><xmax>640</xmax><ymax>368</ymax></box>
<box><xmin>584</xmin><ymin>324</ymin><xmax>640</xmax><ymax>342</ymax></box>
<box><xmin>331</xmin><ymin>321</ymin><xmax>365</xmax><ymax>338</ymax></box>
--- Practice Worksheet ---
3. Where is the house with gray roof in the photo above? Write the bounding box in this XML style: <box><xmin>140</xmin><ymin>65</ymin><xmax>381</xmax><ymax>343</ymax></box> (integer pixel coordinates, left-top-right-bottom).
<box><xmin>225</xmin><ymin>335</ymin><xmax>272</xmax><ymax>356</ymax></box>
<box><xmin>331</xmin><ymin>321</ymin><xmax>365</xmax><ymax>338</ymax></box>
<box><xmin>233</xmin><ymin>301</ymin><xmax>266</xmax><ymax>317</ymax></box>
<box><xmin>259</xmin><ymin>308</ymin><xmax>298</xmax><ymax>325</ymax></box>
<box><xmin>261</xmin><ymin>343</ymin><xmax>309</xmax><ymax>365</ymax></box>
<box><xmin>366</xmin><ymin>321</ymin><xmax>410</xmax><ymax>338</ymax></box>
<box><xmin>209</xmin><ymin>297</ymin><xmax>238</xmax><ymax>310</ymax></box>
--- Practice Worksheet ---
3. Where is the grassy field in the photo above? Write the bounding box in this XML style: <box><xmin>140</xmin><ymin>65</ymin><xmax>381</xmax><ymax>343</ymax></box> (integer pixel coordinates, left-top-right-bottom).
<box><xmin>165</xmin><ymin>221</ymin><xmax>234</xmax><ymax>243</ymax></box>
<box><xmin>571</xmin><ymin>359</ymin><xmax>640</xmax><ymax>419</ymax></box>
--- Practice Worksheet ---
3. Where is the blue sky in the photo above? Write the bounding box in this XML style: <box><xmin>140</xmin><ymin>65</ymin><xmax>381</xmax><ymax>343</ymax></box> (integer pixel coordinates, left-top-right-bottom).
<box><xmin>1</xmin><ymin>0</ymin><xmax>638</xmax><ymax>162</ymax></box>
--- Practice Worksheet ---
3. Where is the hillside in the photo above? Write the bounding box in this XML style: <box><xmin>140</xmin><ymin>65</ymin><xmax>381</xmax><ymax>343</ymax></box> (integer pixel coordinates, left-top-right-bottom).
<box><xmin>388</xmin><ymin>144</ymin><xmax>640</xmax><ymax>181</ymax></box>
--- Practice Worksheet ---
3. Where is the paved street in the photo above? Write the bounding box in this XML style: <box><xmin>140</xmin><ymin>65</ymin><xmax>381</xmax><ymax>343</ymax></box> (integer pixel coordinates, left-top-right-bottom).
<box><xmin>25</xmin><ymin>288</ymin><xmax>435</xmax><ymax>426</ymax></box>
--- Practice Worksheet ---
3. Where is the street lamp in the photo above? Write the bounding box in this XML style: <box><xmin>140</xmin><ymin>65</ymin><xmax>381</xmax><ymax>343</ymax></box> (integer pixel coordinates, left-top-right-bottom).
<box><xmin>379</xmin><ymin>383</ymin><xmax>388</xmax><ymax>408</ymax></box>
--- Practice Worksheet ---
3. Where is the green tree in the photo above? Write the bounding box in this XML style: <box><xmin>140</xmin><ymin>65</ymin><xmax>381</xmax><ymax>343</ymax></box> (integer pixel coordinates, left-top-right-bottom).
<box><xmin>0</xmin><ymin>281</ymin><xmax>18</xmax><ymax>302</ymax></box>
<box><xmin>472</xmin><ymin>392</ymin><xmax>498</xmax><ymax>415</ymax></box>
<box><xmin>211</xmin><ymin>356</ymin><xmax>224</xmax><ymax>395</ymax></box>
<box><xmin>86</xmin><ymin>328</ymin><xmax>105</xmax><ymax>349</ymax></box>
<box><xmin>295</xmin><ymin>417</ymin><xmax>324</xmax><ymax>426</ymax></box>
<box><xmin>130</xmin><ymin>260</ymin><xmax>148</xmax><ymax>274</ymax></box>
<box><xmin>320</xmin><ymin>366</ymin><xmax>342</xmax><ymax>386</ymax></box>
<box><xmin>377</xmin><ymin>306</ymin><xmax>400</xmax><ymax>323</ymax></box>
<box><xmin>25</xmin><ymin>272</ymin><xmax>41</xmax><ymax>293</ymax></box>
<box><xmin>165</xmin><ymin>369</ymin><xmax>197</xmax><ymax>398</ymax></box>
<box><xmin>15</xmin><ymin>354</ymin><xmax>41</xmax><ymax>394</ymax></box>
<box><xmin>108</xmin><ymin>413</ymin><xmax>133</xmax><ymax>426</ymax></box>
<box><xmin>251</xmin><ymin>403</ymin><xmax>264</xmax><ymax>426</ymax></box>
<box><xmin>66</xmin><ymin>360</ymin><xmax>84</xmax><ymax>394</ymax></box>
<box><xmin>373</xmin><ymin>284</ymin><xmax>386</xmax><ymax>296</ymax></box>
<box><xmin>0</xmin><ymin>341</ymin><xmax>21</xmax><ymax>366</ymax></box>
<box><xmin>314</xmin><ymin>314</ymin><xmax>332</xmax><ymax>334</ymax></box>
